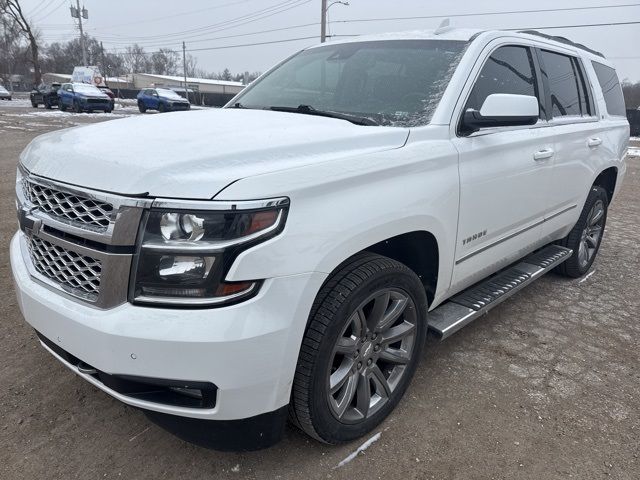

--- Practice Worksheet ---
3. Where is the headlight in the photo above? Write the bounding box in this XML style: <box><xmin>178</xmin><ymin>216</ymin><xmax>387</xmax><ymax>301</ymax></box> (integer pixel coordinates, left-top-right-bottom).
<box><xmin>130</xmin><ymin>198</ymin><xmax>288</xmax><ymax>307</ymax></box>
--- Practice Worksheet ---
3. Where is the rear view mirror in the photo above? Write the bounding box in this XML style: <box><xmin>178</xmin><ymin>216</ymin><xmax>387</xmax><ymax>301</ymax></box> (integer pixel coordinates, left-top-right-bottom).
<box><xmin>461</xmin><ymin>93</ymin><xmax>539</xmax><ymax>135</ymax></box>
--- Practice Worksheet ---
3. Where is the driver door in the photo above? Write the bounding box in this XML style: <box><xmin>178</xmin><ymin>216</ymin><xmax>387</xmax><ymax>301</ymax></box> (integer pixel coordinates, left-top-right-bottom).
<box><xmin>450</xmin><ymin>44</ymin><xmax>556</xmax><ymax>293</ymax></box>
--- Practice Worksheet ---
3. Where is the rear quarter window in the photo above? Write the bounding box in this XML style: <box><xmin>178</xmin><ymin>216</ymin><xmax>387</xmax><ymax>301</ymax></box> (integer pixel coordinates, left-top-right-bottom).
<box><xmin>592</xmin><ymin>62</ymin><xmax>626</xmax><ymax>117</ymax></box>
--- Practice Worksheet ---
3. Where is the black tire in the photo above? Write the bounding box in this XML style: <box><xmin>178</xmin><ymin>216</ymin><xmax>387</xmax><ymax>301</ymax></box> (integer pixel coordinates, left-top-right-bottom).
<box><xmin>31</xmin><ymin>101</ymin><xmax>38</xmax><ymax>108</ymax></box>
<box><xmin>44</xmin><ymin>100</ymin><xmax>52</xmax><ymax>110</ymax></box>
<box><xmin>289</xmin><ymin>253</ymin><xmax>428</xmax><ymax>444</ymax></box>
<box><xmin>556</xmin><ymin>185</ymin><xmax>608</xmax><ymax>278</ymax></box>
<box><xmin>138</xmin><ymin>101</ymin><xmax>146</xmax><ymax>113</ymax></box>
<box><xmin>60</xmin><ymin>103</ymin><xmax>67</xmax><ymax>112</ymax></box>
<box><xmin>158</xmin><ymin>102</ymin><xmax>167</xmax><ymax>113</ymax></box>
<box><xmin>73</xmin><ymin>101</ymin><xmax>83</xmax><ymax>113</ymax></box>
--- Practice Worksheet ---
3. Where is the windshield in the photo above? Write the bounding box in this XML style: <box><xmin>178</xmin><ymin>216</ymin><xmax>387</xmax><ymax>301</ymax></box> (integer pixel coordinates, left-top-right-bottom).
<box><xmin>0</xmin><ymin>86</ymin><xmax>8</xmax><ymax>93</ymax></box>
<box><xmin>232</xmin><ymin>39</ymin><xmax>468</xmax><ymax>127</ymax></box>
<box><xmin>74</xmin><ymin>84</ymin><xmax>103</xmax><ymax>95</ymax></box>
<box><xmin>157</xmin><ymin>88</ymin><xmax>185</xmax><ymax>100</ymax></box>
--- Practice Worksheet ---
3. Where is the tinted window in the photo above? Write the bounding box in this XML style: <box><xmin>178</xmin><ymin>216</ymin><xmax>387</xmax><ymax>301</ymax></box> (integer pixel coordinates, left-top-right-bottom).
<box><xmin>592</xmin><ymin>62</ymin><xmax>626</xmax><ymax>116</ymax></box>
<box><xmin>540</xmin><ymin>50</ymin><xmax>582</xmax><ymax>117</ymax></box>
<box><xmin>234</xmin><ymin>40</ymin><xmax>469</xmax><ymax>127</ymax></box>
<box><xmin>574</xmin><ymin>59</ymin><xmax>594</xmax><ymax>116</ymax></box>
<box><xmin>465</xmin><ymin>46</ymin><xmax>541</xmax><ymax>116</ymax></box>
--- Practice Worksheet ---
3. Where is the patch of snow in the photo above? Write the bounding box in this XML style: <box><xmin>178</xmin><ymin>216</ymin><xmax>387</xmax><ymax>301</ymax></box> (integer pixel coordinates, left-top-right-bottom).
<box><xmin>579</xmin><ymin>270</ymin><xmax>596</xmax><ymax>284</ymax></box>
<box><xmin>335</xmin><ymin>432</ymin><xmax>382</xmax><ymax>468</ymax></box>
<box><xmin>0</xmin><ymin>99</ymin><xmax>32</xmax><ymax>108</ymax></box>
<box><xmin>627</xmin><ymin>147</ymin><xmax>640</xmax><ymax>157</ymax></box>
<box><xmin>230</xmin><ymin>464</ymin><xmax>240</xmax><ymax>473</ymax></box>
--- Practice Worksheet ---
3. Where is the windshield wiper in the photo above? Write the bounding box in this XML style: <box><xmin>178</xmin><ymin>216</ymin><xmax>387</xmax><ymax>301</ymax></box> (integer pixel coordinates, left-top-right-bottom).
<box><xmin>269</xmin><ymin>105</ymin><xmax>378</xmax><ymax>126</ymax></box>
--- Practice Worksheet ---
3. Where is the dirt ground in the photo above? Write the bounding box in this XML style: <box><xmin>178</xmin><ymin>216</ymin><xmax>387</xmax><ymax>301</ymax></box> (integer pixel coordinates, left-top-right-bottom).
<box><xmin>1</xmin><ymin>98</ymin><xmax>639</xmax><ymax>480</ymax></box>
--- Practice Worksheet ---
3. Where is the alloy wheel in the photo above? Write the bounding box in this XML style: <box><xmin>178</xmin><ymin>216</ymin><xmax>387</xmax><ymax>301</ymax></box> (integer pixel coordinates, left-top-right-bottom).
<box><xmin>578</xmin><ymin>199</ymin><xmax>605</xmax><ymax>268</ymax></box>
<box><xmin>327</xmin><ymin>288</ymin><xmax>418</xmax><ymax>424</ymax></box>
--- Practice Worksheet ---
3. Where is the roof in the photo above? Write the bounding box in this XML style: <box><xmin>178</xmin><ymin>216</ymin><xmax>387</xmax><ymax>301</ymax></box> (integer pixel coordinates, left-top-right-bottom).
<box><xmin>319</xmin><ymin>28</ymin><xmax>604</xmax><ymax>59</ymax></box>
<box><xmin>136</xmin><ymin>73</ymin><xmax>244</xmax><ymax>87</ymax></box>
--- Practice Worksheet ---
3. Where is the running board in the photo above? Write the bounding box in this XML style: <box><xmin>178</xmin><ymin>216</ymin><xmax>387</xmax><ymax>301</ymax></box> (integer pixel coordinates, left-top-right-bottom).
<box><xmin>429</xmin><ymin>245</ymin><xmax>572</xmax><ymax>340</ymax></box>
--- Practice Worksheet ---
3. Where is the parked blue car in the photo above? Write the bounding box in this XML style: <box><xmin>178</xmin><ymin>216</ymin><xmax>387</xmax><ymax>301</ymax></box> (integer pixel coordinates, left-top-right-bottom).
<box><xmin>58</xmin><ymin>83</ymin><xmax>113</xmax><ymax>113</ymax></box>
<box><xmin>137</xmin><ymin>88</ymin><xmax>191</xmax><ymax>113</ymax></box>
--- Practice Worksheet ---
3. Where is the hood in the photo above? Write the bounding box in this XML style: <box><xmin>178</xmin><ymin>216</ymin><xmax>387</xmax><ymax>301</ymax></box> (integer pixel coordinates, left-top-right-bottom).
<box><xmin>20</xmin><ymin>109</ymin><xmax>409</xmax><ymax>199</ymax></box>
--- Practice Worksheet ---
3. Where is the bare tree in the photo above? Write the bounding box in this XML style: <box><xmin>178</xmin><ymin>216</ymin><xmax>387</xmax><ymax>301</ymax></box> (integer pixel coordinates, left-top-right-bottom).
<box><xmin>184</xmin><ymin>53</ymin><xmax>198</xmax><ymax>77</ymax></box>
<box><xmin>0</xmin><ymin>0</ymin><xmax>41</xmax><ymax>85</ymax></box>
<box><xmin>123</xmin><ymin>44</ymin><xmax>150</xmax><ymax>74</ymax></box>
<box><xmin>150</xmin><ymin>48</ymin><xmax>179</xmax><ymax>76</ymax></box>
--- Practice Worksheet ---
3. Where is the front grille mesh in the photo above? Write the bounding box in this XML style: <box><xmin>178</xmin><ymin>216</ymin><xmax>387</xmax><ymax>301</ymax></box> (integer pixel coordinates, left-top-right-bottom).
<box><xmin>23</xmin><ymin>181</ymin><xmax>114</xmax><ymax>229</ymax></box>
<box><xmin>28</xmin><ymin>236</ymin><xmax>102</xmax><ymax>298</ymax></box>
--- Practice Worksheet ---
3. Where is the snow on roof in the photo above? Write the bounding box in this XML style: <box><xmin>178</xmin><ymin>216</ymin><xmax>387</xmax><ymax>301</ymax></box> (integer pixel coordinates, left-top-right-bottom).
<box><xmin>136</xmin><ymin>73</ymin><xmax>243</xmax><ymax>87</ymax></box>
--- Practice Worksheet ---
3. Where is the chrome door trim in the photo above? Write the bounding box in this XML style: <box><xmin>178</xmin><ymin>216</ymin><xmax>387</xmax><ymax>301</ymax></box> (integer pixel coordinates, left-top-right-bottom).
<box><xmin>455</xmin><ymin>204</ymin><xmax>577</xmax><ymax>264</ymax></box>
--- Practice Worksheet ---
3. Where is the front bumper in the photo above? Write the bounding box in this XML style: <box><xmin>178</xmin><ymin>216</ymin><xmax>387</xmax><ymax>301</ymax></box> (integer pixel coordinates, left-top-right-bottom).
<box><xmin>10</xmin><ymin>232</ymin><xmax>326</xmax><ymax>421</ymax></box>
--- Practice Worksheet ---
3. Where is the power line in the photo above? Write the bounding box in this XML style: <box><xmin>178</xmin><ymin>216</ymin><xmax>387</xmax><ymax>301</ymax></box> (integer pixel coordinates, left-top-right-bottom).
<box><xmin>88</xmin><ymin>0</ymin><xmax>312</xmax><ymax>43</ymax></box>
<box><xmin>330</xmin><ymin>3</ymin><xmax>640</xmax><ymax>25</ymax></box>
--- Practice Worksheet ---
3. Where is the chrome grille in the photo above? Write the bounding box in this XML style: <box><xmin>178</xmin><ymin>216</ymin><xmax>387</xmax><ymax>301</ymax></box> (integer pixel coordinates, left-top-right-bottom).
<box><xmin>27</xmin><ymin>236</ymin><xmax>102</xmax><ymax>299</ymax></box>
<box><xmin>23</xmin><ymin>180</ymin><xmax>114</xmax><ymax>229</ymax></box>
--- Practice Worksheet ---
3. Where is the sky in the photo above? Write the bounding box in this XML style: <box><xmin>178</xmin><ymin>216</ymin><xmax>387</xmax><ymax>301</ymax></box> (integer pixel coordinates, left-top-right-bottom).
<box><xmin>20</xmin><ymin>0</ymin><xmax>640</xmax><ymax>81</ymax></box>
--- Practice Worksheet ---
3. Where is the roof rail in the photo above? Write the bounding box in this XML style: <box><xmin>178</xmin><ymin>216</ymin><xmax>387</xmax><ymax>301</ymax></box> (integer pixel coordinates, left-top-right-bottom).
<box><xmin>519</xmin><ymin>30</ymin><xmax>605</xmax><ymax>58</ymax></box>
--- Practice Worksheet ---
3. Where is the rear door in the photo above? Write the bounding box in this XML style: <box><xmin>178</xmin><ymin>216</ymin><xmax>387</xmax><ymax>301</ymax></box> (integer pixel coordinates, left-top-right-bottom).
<box><xmin>536</xmin><ymin>48</ymin><xmax>605</xmax><ymax>241</ymax></box>
<box><xmin>59</xmin><ymin>84</ymin><xmax>72</xmax><ymax>107</ymax></box>
<box><xmin>450</xmin><ymin>42</ymin><xmax>557</xmax><ymax>292</ymax></box>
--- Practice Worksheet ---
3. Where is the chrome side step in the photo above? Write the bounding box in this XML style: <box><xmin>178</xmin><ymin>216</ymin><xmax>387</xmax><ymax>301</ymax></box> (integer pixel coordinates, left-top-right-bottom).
<box><xmin>429</xmin><ymin>245</ymin><xmax>572</xmax><ymax>339</ymax></box>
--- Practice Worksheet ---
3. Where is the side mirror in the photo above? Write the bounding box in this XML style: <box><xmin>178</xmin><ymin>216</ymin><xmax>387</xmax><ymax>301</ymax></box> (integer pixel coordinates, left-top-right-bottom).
<box><xmin>461</xmin><ymin>93</ymin><xmax>539</xmax><ymax>135</ymax></box>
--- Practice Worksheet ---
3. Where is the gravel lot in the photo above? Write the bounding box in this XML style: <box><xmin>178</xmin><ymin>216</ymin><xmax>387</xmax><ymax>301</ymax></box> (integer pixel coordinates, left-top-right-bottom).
<box><xmin>1</xmin><ymin>99</ymin><xmax>639</xmax><ymax>480</ymax></box>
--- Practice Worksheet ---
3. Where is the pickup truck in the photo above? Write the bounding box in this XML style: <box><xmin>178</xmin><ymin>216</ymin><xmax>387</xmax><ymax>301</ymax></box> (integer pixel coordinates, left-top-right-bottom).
<box><xmin>11</xmin><ymin>28</ymin><xmax>628</xmax><ymax>451</ymax></box>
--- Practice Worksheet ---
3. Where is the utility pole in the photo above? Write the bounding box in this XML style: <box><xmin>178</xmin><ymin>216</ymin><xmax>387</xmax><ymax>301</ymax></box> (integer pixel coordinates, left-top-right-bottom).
<box><xmin>71</xmin><ymin>0</ymin><xmax>88</xmax><ymax>65</ymax></box>
<box><xmin>182</xmin><ymin>41</ymin><xmax>188</xmax><ymax>101</ymax></box>
<box><xmin>320</xmin><ymin>0</ymin><xmax>327</xmax><ymax>43</ymax></box>
<box><xmin>2</xmin><ymin>15</ymin><xmax>11</xmax><ymax>92</ymax></box>
<box><xmin>321</xmin><ymin>1</ymin><xmax>348</xmax><ymax>43</ymax></box>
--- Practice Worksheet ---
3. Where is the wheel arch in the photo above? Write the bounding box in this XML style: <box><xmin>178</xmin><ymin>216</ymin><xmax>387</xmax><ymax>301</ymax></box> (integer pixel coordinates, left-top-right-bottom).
<box><xmin>592</xmin><ymin>166</ymin><xmax>618</xmax><ymax>203</ymax></box>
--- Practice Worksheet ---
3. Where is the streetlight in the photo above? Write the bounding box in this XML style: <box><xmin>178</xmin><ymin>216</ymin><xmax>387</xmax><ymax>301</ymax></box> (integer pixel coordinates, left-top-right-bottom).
<box><xmin>321</xmin><ymin>0</ymin><xmax>349</xmax><ymax>43</ymax></box>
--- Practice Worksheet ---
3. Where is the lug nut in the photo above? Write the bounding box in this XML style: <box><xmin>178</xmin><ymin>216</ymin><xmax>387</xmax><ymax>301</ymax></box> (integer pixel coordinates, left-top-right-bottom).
<box><xmin>357</xmin><ymin>362</ymin><xmax>363</xmax><ymax>370</ymax></box>
<box><xmin>367</xmin><ymin>359</ymin><xmax>373</xmax><ymax>366</ymax></box>
<box><xmin>374</xmin><ymin>344</ymin><xmax>380</xmax><ymax>352</ymax></box>
<box><xmin>354</xmin><ymin>350</ymin><xmax>359</xmax><ymax>358</ymax></box>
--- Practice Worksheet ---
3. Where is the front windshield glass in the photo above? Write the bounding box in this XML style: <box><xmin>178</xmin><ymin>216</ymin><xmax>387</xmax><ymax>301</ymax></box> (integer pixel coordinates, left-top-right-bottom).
<box><xmin>233</xmin><ymin>39</ymin><xmax>468</xmax><ymax>127</ymax></box>
<box><xmin>157</xmin><ymin>88</ymin><xmax>184</xmax><ymax>99</ymax></box>
<box><xmin>74</xmin><ymin>84</ymin><xmax>103</xmax><ymax>95</ymax></box>
<box><xmin>0</xmin><ymin>86</ymin><xmax>8</xmax><ymax>93</ymax></box>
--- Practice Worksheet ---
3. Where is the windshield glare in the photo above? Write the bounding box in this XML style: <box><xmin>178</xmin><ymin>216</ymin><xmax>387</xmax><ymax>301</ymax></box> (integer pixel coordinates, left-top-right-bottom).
<box><xmin>233</xmin><ymin>39</ymin><xmax>468</xmax><ymax>127</ymax></box>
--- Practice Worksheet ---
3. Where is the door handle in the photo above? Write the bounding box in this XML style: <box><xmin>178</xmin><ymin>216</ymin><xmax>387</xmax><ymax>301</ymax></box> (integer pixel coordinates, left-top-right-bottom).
<box><xmin>533</xmin><ymin>148</ymin><xmax>554</xmax><ymax>161</ymax></box>
<box><xmin>588</xmin><ymin>137</ymin><xmax>603</xmax><ymax>147</ymax></box>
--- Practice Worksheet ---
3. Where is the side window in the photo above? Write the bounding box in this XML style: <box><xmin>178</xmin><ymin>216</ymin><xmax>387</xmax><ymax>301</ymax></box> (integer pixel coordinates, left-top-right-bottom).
<box><xmin>592</xmin><ymin>62</ymin><xmax>626</xmax><ymax>116</ymax></box>
<box><xmin>465</xmin><ymin>45</ymin><xmax>541</xmax><ymax>116</ymax></box>
<box><xmin>540</xmin><ymin>50</ymin><xmax>582</xmax><ymax>117</ymax></box>
<box><xmin>574</xmin><ymin>59</ymin><xmax>595</xmax><ymax>116</ymax></box>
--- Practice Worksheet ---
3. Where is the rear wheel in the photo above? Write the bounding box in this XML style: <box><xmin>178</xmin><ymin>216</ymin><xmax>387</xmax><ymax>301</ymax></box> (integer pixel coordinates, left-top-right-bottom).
<box><xmin>556</xmin><ymin>186</ymin><xmax>608</xmax><ymax>278</ymax></box>
<box><xmin>158</xmin><ymin>102</ymin><xmax>166</xmax><ymax>113</ymax></box>
<box><xmin>289</xmin><ymin>254</ymin><xmax>427</xmax><ymax>444</ymax></box>
<box><xmin>138</xmin><ymin>101</ymin><xmax>146</xmax><ymax>113</ymax></box>
<box><xmin>44</xmin><ymin>99</ymin><xmax>52</xmax><ymax>109</ymax></box>
<box><xmin>31</xmin><ymin>100</ymin><xmax>38</xmax><ymax>108</ymax></box>
<box><xmin>60</xmin><ymin>103</ymin><xmax>67</xmax><ymax>112</ymax></box>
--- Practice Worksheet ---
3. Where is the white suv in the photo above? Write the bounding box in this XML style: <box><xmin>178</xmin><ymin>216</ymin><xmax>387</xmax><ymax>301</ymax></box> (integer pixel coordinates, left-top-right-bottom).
<box><xmin>11</xmin><ymin>29</ymin><xmax>629</xmax><ymax>450</ymax></box>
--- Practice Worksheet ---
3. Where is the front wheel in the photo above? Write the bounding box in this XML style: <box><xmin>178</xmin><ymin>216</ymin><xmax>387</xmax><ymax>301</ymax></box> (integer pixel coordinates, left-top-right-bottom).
<box><xmin>73</xmin><ymin>101</ymin><xmax>83</xmax><ymax>113</ymax></box>
<box><xmin>289</xmin><ymin>254</ymin><xmax>427</xmax><ymax>444</ymax></box>
<box><xmin>556</xmin><ymin>185</ymin><xmax>608</xmax><ymax>278</ymax></box>
<box><xmin>59</xmin><ymin>103</ymin><xmax>67</xmax><ymax>112</ymax></box>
